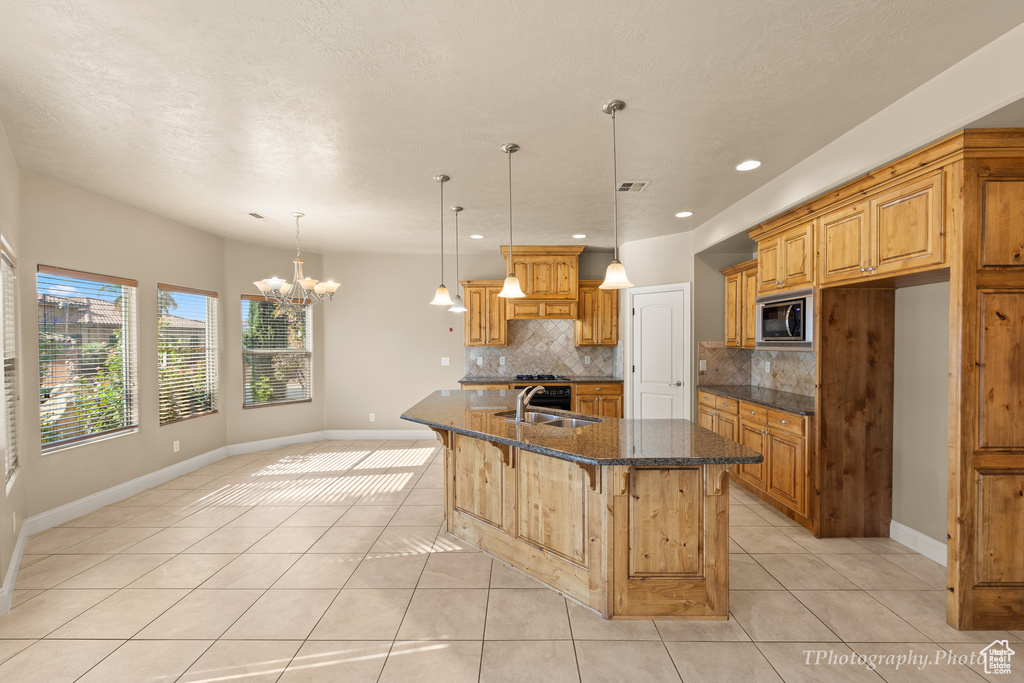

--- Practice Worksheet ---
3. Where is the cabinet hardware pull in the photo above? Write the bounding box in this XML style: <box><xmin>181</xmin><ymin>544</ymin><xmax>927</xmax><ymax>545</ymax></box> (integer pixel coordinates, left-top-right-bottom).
<box><xmin>749</xmin><ymin>410</ymin><xmax>755</xmax><ymax>414</ymax></box>
<box><xmin>780</xmin><ymin>419</ymin><xmax>787</xmax><ymax>424</ymax></box>
<box><xmin>860</xmin><ymin>267</ymin><xmax>867</xmax><ymax>272</ymax></box>
<box><xmin>868</xmin><ymin>266</ymin><xmax>875</xmax><ymax>271</ymax></box>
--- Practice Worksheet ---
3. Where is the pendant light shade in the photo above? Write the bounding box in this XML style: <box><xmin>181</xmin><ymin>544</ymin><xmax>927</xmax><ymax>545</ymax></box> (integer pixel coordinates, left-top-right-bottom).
<box><xmin>448</xmin><ymin>205</ymin><xmax>468</xmax><ymax>313</ymax></box>
<box><xmin>430</xmin><ymin>174</ymin><xmax>453</xmax><ymax>305</ymax></box>
<box><xmin>599</xmin><ymin>99</ymin><xmax>635</xmax><ymax>291</ymax></box>
<box><xmin>498</xmin><ymin>143</ymin><xmax>526</xmax><ymax>299</ymax></box>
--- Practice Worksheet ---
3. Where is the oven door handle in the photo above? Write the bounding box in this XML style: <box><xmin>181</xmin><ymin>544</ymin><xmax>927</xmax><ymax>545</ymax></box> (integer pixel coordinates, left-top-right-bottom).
<box><xmin>784</xmin><ymin>304</ymin><xmax>797</xmax><ymax>337</ymax></box>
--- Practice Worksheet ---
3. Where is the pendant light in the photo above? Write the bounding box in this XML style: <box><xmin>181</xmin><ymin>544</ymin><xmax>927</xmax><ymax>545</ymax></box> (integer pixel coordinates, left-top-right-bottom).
<box><xmin>253</xmin><ymin>212</ymin><xmax>339</xmax><ymax>304</ymax></box>
<box><xmin>429</xmin><ymin>174</ymin><xmax>454</xmax><ymax>305</ymax></box>
<box><xmin>599</xmin><ymin>99</ymin><xmax>635</xmax><ymax>290</ymax></box>
<box><xmin>448</xmin><ymin>205</ymin><xmax>467</xmax><ymax>313</ymax></box>
<box><xmin>497</xmin><ymin>143</ymin><xmax>526</xmax><ymax>298</ymax></box>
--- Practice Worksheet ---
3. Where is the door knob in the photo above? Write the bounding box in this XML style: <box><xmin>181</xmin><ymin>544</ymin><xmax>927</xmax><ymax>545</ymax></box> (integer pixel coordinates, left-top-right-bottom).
<box><xmin>669</xmin><ymin>381</ymin><xmax>682</xmax><ymax>386</ymax></box>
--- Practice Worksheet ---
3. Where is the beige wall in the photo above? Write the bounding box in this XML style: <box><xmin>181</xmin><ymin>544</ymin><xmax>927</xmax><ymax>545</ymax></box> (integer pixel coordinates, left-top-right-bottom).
<box><xmin>892</xmin><ymin>282</ymin><xmax>949</xmax><ymax>544</ymax></box>
<box><xmin>0</xmin><ymin>121</ymin><xmax>25</xmax><ymax>588</ymax></box>
<box><xmin>619</xmin><ymin>232</ymin><xmax>694</xmax><ymax>287</ymax></box>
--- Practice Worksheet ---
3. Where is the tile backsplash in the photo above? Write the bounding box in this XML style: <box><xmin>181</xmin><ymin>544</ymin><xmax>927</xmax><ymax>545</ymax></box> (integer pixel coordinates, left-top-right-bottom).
<box><xmin>698</xmin><ymin>341</ymin><xmax>815</xmax><ymax>396</ymax></box>
<box><xmin>464</xmin><ymin>319</ymin><xmax>621</xmax><ymax>379</ymax></box>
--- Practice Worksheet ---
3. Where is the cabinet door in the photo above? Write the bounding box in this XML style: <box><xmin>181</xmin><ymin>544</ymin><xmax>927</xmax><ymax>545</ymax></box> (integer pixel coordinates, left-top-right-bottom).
<box><xmin>464</xmin><ymin>286</ymin><xmax>487</xmax><ymax>346</ymax></box>
<box><xmin>869</xmin><ymin>171</ymin><xmax>944</xmax><ymax>276</ymax></box>
<box><xmin>509</xmin><ymin>253</ymin><xmax>578</xmax><ymax>300</ymax></box>
<box><xmin>506</xmin><ymin>301</ymin><xmax>543</xmax><ymax>319</ymax></box>
<box><xmin>576</xmin><ymin>283</ymin><xmax>599</xmax><ymax>345</ymax></box>
<box><xmin>779</xmin><ymin>221</ymin><xmax>814</xmax><ymax>288</ymax></box>
<box><xmin>757</xmin><ymin>239</ymin><xmax>780</xmax><ymax>292</ymax></box>
<box><xmin>697</xmin><ymin>405</ymin><xmax>716</xmax><ymax>432</ymax></box>
<box><xmin>741</xmin><ymin>266</ymin><xmax>759</xmax><ymax>349</ymax></box>
<box><xmin>767</xmin><ymin>430</ymin><xmax>807</xmax><ymax>515</ymax></box>
<box><xmin>595</xmin><ymin>287</ymin><xmax>619</xmax><ymax>345</ymax></box>
<box><xmin>485</xmin><ymin>287</ymin><xmax>507</xmax><ymax>345</ymax></box>
<box><xmin>820</xmin><ymin>202</ymin><xmax>870</xmax><ymax>284</ymax></box>
<box><xmin>738</xmin><ymin>420</ymin><xmax>768</xmax><ymax>488</ymax></box>
<box><xmin>715</xmin><ymin>411</ymin><xmax>738</xmax><ymax>442</ymax></box>
<box><xmin>600</xmin><ymin>395</ymin><xmax>623</xmax><ymax>418</ymax></box>
<box><xmin>724</xmin><ymin>272</ymin><xmax>741</xmax><ymax>347</ymax></box>
<box><xmin>576</xmin><ymin>395</ymin><xmax>601</xmax><ymax>417</ymax></box>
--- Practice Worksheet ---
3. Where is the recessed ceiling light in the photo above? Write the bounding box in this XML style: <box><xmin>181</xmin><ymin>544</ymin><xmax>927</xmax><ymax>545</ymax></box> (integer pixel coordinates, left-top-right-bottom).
<box><xmin>572</xmin><ymin>234</ymin><xmax>587</xmax><ymax>239</ymax></box>
<box><xmin>470</xmin><ymin>234</ymin><xmax>484</xmax><ymax>239</ymax></box>
<box><xmin>675</xmin><ymin>211</ymin><xmax>693</xmax><ymax>218</ymax></box>
<box><xmin>736</xmin><ymin>160</ymin><xmax>761</xmax><ymax>171</ymax></box>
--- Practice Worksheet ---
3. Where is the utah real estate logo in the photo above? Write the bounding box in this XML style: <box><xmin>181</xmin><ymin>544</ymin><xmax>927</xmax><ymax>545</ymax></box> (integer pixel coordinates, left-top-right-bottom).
<box><xmin>981</xmin><ymin>640</ymin><xmax>1015</xmax><ymax>675</ymax></box>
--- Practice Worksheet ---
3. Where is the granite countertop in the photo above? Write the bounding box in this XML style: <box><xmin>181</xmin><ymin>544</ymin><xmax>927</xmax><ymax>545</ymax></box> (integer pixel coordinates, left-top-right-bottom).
<box><xmin>459</xmin><ymin>376</ymin><xmax>622</xmax><ymax>384</ymax></box>
<box><xmin>402</xmin><ymin>390</ymin><xmax>763</xmax><ymax>467</ymax></box>
<box><xmin>698</xmin><ymin>384</ymin><xmax>815</xmax><ymax>416</ymax></box>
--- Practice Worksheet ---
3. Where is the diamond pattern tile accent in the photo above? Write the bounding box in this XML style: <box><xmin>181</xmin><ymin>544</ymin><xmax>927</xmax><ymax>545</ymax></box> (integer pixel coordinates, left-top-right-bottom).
<box><xmin>464</xmin><ymin>320</ymin><xmax>619</xmax><ymax>379</ymax></box>
<box><xmin>698</xmin><ymin>342</ymin><xmax>815</xmax><ymax>396</ymax></box>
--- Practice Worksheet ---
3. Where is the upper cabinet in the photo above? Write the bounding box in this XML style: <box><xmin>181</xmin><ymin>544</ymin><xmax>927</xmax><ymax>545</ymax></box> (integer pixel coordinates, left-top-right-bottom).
<box><xmin>754</xmin><ymin>220</ymin><xmax>814</xmax><ymax>294</ymax></box>
<box><xmin>576</xmin><ymin>280</ymin><xmax>619</xmax><ymax>346</ymax></box>
<box><xmin>463</xmin><ymin>280</ymin><xmax>507</xmax><ymax>347</ymax></box>
<box><xmin>819</xmin><ymin>171</ymin><xmax>944</xmax><ymax>285</ymax></box>
<box><xmin>500</xmin><ymin>245</ymin><xmax>584</xmax><ymax>300</ymax></box>
<box><xmin>721</xmin><ymin>259</ymin><xmax>758</xmax><ymax>349</ymax></box>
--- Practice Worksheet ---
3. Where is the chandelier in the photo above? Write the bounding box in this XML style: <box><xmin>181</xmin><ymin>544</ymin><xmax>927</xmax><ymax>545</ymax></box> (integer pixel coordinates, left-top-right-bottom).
<box><xmin>253</xmin><ymin>212</ymin><xmax>339</xmax><ymax>305</ymax></box>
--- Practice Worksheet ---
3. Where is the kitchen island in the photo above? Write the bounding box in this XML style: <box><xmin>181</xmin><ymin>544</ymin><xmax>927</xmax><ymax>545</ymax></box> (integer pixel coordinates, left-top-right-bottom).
<box><xmin>401</xmin><ymin>389</ymin><xmax>763</xmax><ymax>620</ymax></box>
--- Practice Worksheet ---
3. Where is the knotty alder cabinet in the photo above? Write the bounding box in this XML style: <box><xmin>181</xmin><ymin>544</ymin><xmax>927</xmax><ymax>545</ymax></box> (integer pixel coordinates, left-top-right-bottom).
<box><xmin>500</xmin><ymin>245</ymin><xmax>584</xmax><ymax>300</ymax></box>
<box><xmin>462</xmin><ymin>281</ymin><xmax>507</xmax><ymax>346</ymax></box>
<box><xmin>721</xmin><ymin>260</ymin><xmax>758</xmax><ymax>348</ymax></box>
<box><xmin>697</xmin><ymin>392</ymin><xmax>739</xmax><ymax>442</ymax></box>
<box><xmin>755</xmin><ymin>221</ymin><xmax>814</xmax><ymax>294</ymax></box>
<box><xmin>576</xmin><ymin>280</ymin><xmax>619</xmax><ymax>346</ymax></box>
<box><xmin>574</xmin><ymin>383</ymin><xmax>623</xmax><ymax>418</ymax></box>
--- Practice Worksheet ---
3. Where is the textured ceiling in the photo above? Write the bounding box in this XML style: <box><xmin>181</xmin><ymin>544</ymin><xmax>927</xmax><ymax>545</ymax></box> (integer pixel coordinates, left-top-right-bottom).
<box><xmin>2</xmin><ymin>1</ymin><xmax>1024</xmax><ymax>255</ymax></box>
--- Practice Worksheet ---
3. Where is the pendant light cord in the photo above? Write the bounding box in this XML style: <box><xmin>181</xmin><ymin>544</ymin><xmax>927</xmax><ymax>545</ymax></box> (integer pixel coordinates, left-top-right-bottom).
<box><xmin>507</xmin><ymin>148</ymin><xmax>514</xmax><ymax>274</ymax></box>
<box><xmin>611</xmin><ymin>108</ymin><xmax>619</xmax><ymax>262</ymax></box>
<box><xmin>295</xmin><ymin>215</ymin><xmax>301</xmax><ymax>258</ymax></box>
<box><xmin>439</xmin><ymin>180</ymin><xmax>445</xmax><ymax>283</ymax></box>
<box><xmin>453</xmin><ymin>210</ymin><xmax>460</xmax><ymax>292</ymax></box>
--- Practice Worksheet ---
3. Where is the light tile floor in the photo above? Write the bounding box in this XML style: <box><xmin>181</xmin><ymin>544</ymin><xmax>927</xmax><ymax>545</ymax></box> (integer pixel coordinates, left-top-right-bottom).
<box><xmin>0</xmin><ymin>439</ymin><xmax>1019</xmax><ymax>682</ymax></box>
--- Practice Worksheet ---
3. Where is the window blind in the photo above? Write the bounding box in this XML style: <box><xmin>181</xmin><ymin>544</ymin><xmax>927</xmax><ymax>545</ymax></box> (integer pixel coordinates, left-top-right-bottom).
<box><xmin>37</xmin><ymin>265</ymin><xmax>138</xmax><ymax>450</ymax></box>
<box><xmin>2</xmin><ymin>250</ymin><xmax>17</xmax><ymax>481</ymax></box>
<box><xmin>158</xmin><ymin>284</ymin><xmax>218</xmax><ymax>424</ymax></box>
<box><xmin>241</xmin><ymin>297</ymin><xmax>311</xmax><ymax>407</ymax></box>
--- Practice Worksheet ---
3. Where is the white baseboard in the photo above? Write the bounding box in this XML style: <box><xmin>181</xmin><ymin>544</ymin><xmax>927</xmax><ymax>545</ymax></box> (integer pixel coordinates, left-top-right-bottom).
<box><xmin>325</xmin><ymin>429</ymin><xmax>435</xmax><ymax>441</ymax></box>
<box><xmin>0</xmin><ymin>523</ymin><xmax>27</xmax><ymax>616</ymax></box>
<box><xmin>225</xmin><ymin>430</ymin><xmax>328</xmax><ymax>456</ymax></box>
<box><xmin>890</xmin><ymin>520</ymin><xmax>947</xmax><ymax>566</ymax></box>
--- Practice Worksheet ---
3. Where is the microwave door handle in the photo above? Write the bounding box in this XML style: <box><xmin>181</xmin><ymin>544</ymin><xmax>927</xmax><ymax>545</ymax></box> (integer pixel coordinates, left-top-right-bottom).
<box><xmin>784</xmin><ymin>304</ymin><xmax>797</xmax><ymax>336</ymax></box>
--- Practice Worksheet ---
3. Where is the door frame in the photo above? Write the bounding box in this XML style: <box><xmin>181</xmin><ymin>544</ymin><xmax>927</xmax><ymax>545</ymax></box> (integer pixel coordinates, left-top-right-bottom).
<box><xmin>624</xmin><ymin>283</ymin><xmax>692</xmax><ymax>421</ymax></box>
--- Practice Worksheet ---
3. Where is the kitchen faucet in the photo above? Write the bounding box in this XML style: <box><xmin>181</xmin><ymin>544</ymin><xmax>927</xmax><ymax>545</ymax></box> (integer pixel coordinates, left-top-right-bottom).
<box><xmin>516</xmin><ymin>385</ymin><xmax>546</xmax><ymax>421</ymax></box>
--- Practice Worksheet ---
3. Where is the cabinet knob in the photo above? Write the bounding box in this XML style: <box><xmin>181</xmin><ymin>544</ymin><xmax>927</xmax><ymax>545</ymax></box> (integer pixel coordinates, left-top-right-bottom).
<box><xmin>749</xmin><ymin>410</ymin><xmax>756</xmax><ymax>414</ymax></box>
<box><xmin>860</xmin><ymin>267</ymin><xmax>867</xmax><ymax>272</ymax></box>
<box><xmin>780</xmin><ymin>419</ymin><xmax>787</xmax><ymax>425</ymax></box>
<box><xmin>868</xmin><ymin>266</ymin><xmax>875</xmax><ymax>271</ymax></box>
<box><xmin>595</xmin><ymin>387</ymin><xmax>602</xmax><ymax>391</ymax></box>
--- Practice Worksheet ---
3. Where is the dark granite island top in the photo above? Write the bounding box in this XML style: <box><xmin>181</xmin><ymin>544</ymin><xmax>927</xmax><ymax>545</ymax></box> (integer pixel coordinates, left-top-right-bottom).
<box><xmin>401</xmin><ymin>389</ymin><xmax>763</xmax><ymax>467</ymax></box>
<box><xmin>459</xmin><ymin>376</ymin><xmax>622</xmax><ymax>384</ymax></box>
<box><xmin>698</xmin><ymin>384</ymin><xmax>815</xmax><ymax>416</ymax></box>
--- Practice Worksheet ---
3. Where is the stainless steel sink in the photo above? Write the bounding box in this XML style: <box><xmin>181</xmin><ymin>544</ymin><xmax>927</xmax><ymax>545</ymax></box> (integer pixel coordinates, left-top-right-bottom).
<box><xmin>497</xmin><ymin>410</ymin><xmax>602</xmax><ymax>428</ymax></box>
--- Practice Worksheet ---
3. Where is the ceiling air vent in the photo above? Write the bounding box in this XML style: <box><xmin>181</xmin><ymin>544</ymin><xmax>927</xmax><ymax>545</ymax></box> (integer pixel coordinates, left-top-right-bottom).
<box><xmin>248</xmin><ymin>212</ymin><xmax>265</xmax><ymax>219</ymax></box>
<box><xmin>617</xmin><ymin>181</ymin><xmax>650</xmax><ymax>192</ymax></box>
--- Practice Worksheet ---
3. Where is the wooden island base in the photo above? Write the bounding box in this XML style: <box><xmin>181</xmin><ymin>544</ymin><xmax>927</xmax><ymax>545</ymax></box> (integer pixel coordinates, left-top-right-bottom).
<box><xmin>433</xmin><ymin>429</ymin><xmax>732</xmax><ymax>620</ymax></box>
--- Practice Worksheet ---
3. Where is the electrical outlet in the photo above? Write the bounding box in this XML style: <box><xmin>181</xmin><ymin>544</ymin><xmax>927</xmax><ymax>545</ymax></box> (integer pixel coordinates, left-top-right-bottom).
<box><xmin>584</xmin><ymin>355</ymin><xmax>591</xmax><ymax>365</ymax></box>
<box><xmin>765</xmin><ymin>361</ymin><xmax>771</xmax><ymax>373</ymax></box>
<box><xmin>369</xmin><ymin>413</ymin><xmax>375</xmax><ymax>422</ymax></box>
<box><xmin>476</xmin><ymin>357</ymin><xmax>483</xmax><ymax>366</ymax></box>
<box><xmin>499</xmin><ymin>356</ymin><xmax>505</xmax><ymax>366</ymax></box>
<box><xmin>699</xmin><ymin>360</ymin><xmax>707</xmax><ymax>371</ymax></box>
<box><xmin>173</xmin><ymin>440</ymin><xmax>180</xmax><ymax>453</ymax></box>
<box><xmin>441</xmin><ymin>356</ymin><xmax>450</xmax><ymax>366</ymax></box>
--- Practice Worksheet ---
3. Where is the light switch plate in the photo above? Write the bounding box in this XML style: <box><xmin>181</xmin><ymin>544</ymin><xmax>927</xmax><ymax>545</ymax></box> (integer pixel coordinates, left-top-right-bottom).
<box><xmin>441</xmin><ymin>356</ymin><xmax>450</xmax><ymax>366</ymax></box>
<box><xmin>499</xmin><ymin>356</ymin><xmax>505</xmax><ymax>365</ymax></box>
<box><xmin>765</xmin><ymin>361</ymin><xmax>771</xmax><ymax>373</ymax></box>
<box><xmin>476</xmin><ymin>357</ymin><xmax>483</xmax><ymax>366</ymax></box>
<box><xmin>584</xmin><ymin>356</ymin><xmax>591</xmax><ymax>365</ymax></box>
<box><xmin>699</xmin><ymin>360</ymin><xmax>707</xmax><ymax>371</ymax></box>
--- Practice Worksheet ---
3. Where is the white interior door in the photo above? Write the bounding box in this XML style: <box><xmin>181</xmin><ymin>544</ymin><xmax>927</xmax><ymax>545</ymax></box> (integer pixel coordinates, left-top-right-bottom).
<box><xmin>630</xmin><ymin>288</ymin><xmax>688</xmax><ymax>420</ymax></box>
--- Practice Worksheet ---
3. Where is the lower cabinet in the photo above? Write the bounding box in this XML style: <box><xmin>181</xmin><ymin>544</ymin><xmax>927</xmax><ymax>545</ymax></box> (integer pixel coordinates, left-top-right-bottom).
<box><xmin>696</xmin><ymin>391</ymin><xmax>739</xmax><ymax>440</ymax></box>
<box><xmin>574</xmin><ymin>383</ymin><xmax>623</xmax><ymax>418</ymax></box>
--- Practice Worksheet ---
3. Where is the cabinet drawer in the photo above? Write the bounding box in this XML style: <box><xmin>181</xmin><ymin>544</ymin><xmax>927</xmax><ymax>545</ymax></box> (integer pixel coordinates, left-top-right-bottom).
<box><xmin>738</xmin><ymin>401</ymin><xmax>768</xmax><ymax>424</ymax></box>
<box><xmin>714</xmin><ymin>395</ymin><xmax>739</xmax><ymax>414</ymax></box>
<box><xmin>698</xmin><ymin>391</ymin><xmax>716</xmax><ymax>407</ymax></box>
<box><xmin>575</xmin><ymin>383</ymin><xmax>623</xmax><ymax>396</ymax></box>
<box><xmin>768</xmin><ymin>409</ymin><xmax>805</xmax><ymax>436</ymax></box>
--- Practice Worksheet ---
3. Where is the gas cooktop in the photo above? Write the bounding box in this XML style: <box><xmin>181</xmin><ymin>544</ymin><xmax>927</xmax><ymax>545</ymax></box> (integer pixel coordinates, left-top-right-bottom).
<box><xmin>514</xmin><ymin>374</ymin><xmax>571</xmax><ymax>382</ymax></box>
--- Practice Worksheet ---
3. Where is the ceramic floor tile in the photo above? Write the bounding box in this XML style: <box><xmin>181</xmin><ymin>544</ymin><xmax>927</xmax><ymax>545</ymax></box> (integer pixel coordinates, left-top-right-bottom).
<box><xmin>245</xmin><ymin>526</ymin><xmax>330</xmax><ymax>553</ymax></box>
<box><xmin>14</xmin><ymin>554</ymin><xmax>107</xmax><ymax>589</ymax></box>
<box><xmin>345</xmin><ymin>552</ymin><xmax>429</xmax><ymax>588</ymax></box>
<box><xmin>397</xmin><ymin>588</ymin><xmax>488</xmax><ymax>640</ymax></box>
<box><xmin>154</xmin><ymin>474</ymin><xmax>219</xmax><ymax>490</ymax></box>
<box><xmin>730</xmin><ymin>553</ymin><xmax>786</xmax><ymax>590</ymax></box>
<box><xmin>654</xmin><ymin>615</ymin><xmax>752</xmax><ymax>642</ymax></box>
<box><xmin>116</xmin><ymin>507</ymin><xmax>199</xmax><ymax>528</ymax></box>
<box><xmin>479</xmin><ymin>640</ymin><xmax>580</xmax><ymax>683</ymax></box>
<box><xmin>792</xmin><ymin>591</ymin><xmax>929</xmax><ymax>643</ymax></box>
<box><xmin>369</xmin><ymin>526</ymin><xmax>438</xmax><ymax>554</ymax></box>
<box><xmin>280</xmin><ymin>505</ymin><xmax>350</xmax><ymax>527</ymax></box>
<box><xmin>178</xmin><ymin>639</ymin><xmax>303</xmax><ymax>683</ymax></box>
<box><xmin>223</xmin><ymin>589</ymin><xmax>338</xmax><ymax>640</ymax></box>
<box><xmin>180</xmin><ymin>526</ymin><xmax>273</xmax><ymax>554</ymax></box>
<box><xmin>402</xmin><ymin>488</ymin><xmax>443</xmax><ymax>506</ymax></box>
<box><xmin>24</xmin><ymin>527</ymin><xmax>105</xmax><ymax>555</ymax></box>
<box><xmin>226</xmin><ymin>506</ymin><xmax>303</xmax><ymax>527</ymax></box>
<box><xmin>379</xmin><ymin>641</ymin><xmax>482</xmax><ymax>683</ymax></box>
<box><xmin>418</xmin><ymin>552</ymin><xmax>492</xmax><ymax>588</ymax></box>
<box><xmin>568</xmin><ymin>603</ymin><xmax>661</xmax><ymax>640</ymax></box>
<box><xmin>729</xmin><ymin>591</ymin><xmax>839</xmax><ymax>642</ymax></box>
<box><xmin>818</xmin><ymin>554</ymin><xmax>933</xmax><ymax>591</ymax></box>
<box><xmin>310</xmin><ymin>588</ymin><xmax>414</xmax><ymax>641</ymax></box>
<box><xmin>846</xmin><ymin>643</ymin><xmax>983</xmax><ymax>682</ymax></box>
<box><xmin>0</xmin><ymin>639</ymin><xmax>122</xmax><ymax>683</ymax></box>
<box><xmin>869</xmin><ymin>591</ymin><xmax>1014</xmax><ymax>644</ymax></box>
<box><xmin>48</xmin><ymin>588</ymin><xmax>188</xmax><ymax>638</ymax></box>
<box><xmin>730</xmin><ymin>526</ymin><xmax>809</xmax><ymax>554</ymax></box>
<box><xmin>878</xmin><ymin>554</ymin><xmax>947</xmax><ymax>590</ymax></box>
<box><xmin>17</xmin><ymin>554</ymin><xmax>49</xmax><ymax>569</ymax></box>
<box><xmin>307</xmin><ymin>526</ymin><xmax>384</xmax><ymax>553</ymax></box>
<box><xmin>278</xmin><ymin>641</ymin><xmax>391</xmax><ymax>682</ymax></box>
<box><xmin>779</xmin><ymin>528</ymin><xmax>876</xmax><ymax>554</ymax></box>
<box><xmin>389</xmin><ymin>505</ymin><xmax>444</xmax><ymax>527</ymax></box>
<box><xmin>731</xmin><ymin>506</ymin><xmax>776</xmax><ymax>526</ymax></box>
<box><xmin>129</xmin><ymin>553</ymin><xmax>237</xmax><ymax>588</ymax></box>
<box><xmin>0</xmin><ymin>639</ymin><xmax>36</xmax><ymax>664</ymax></box>
<box><xmin>433</xmin><ymin>531</ymin><xmax>483</xmax><ymax>553</ymax></box>
<box><xmin>666</xmin><ymin>641</ymin><xmax>783</xmax><ymax>682</ymax></box>
<box><xmin>119</xmin><ymin>527</ymin><xmax>213</xmax><ymax>554</ymax></box>
<box><xmin>273</xmin><ymin>554</ymin><xmax>362</xmax><ymax>589</ymax></box>
<box><xmin>935</xmin><ymin>642</ymin><xmax>1022</xmax><ymax>682</ymax></box>
<box><xmin>749</xmin><ymin>504</ymin><xmax>803</xmax><ymax>528</ymax></box>
<box><xmin>171</xmin><ymin>506</ymin><xmax>252</xmax><ymax>527</ymax></box>
<box><xmin>9</xmin><ymin>590</ymin><xmax>43</xmax><ymax>609</ymax></box>
<box><xmin>851</xmin><ymin>538</ymin><xmax>915</xmax><ymax>554</ymax></box>
<box><xmin>756</xmin><ymin>642</ymin><xmax>886</xmax><ymax>682</ymax></box>
<box><xmin>62</xmin><ymin>506</ymin><xmax>153</xmax><ymax>528</ymax></box>
<box><xmin>489</xmin><ymin>560</ymin><xmax>545</xmax><ymax>588</ymax></box>
<box><xmin>200</xmin><ymin>553</ymin><xmax>301</xmax><ymax>589</ymax></box>
<box><xmin>115</xmin><ymin>489</ymin><xmax>188</xmax><ymax>507</ymax></box>
<box><xmin>752</xmin><ymin>554</ymin><xmax>860</xmax><ymax>590</ymax></box>
<box><xmin>485</xmin><ymin>589</ymin><xmax>572</xmax><ymax>640</ymax></box>
<box><xmin>574</xmin><ymin>640</ymin><xmax>681</xmax><ymax>683</ymax></box>
<box><xmin>135</xmin><ymin>589</ymin><xmax>263</xmax><ymax>640</ymax></box>
<box><xmin>0</xmin><ymin>589</ymin><xmax>115</xmax><ymax>638</ymax></box>
<box><xmin>58</xmin><ymin>527</ymin><xmax>162</xmax><ymax>555</ymax></box>
<box><xmin>75</xmin><ymin>639</ymin><xmax>213</xmax><ymax>683</ymax></box>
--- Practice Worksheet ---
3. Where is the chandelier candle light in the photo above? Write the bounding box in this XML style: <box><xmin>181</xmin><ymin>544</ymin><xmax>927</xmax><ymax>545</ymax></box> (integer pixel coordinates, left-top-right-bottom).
<box><xmin>497</xmin><ymin>143</ymin><xmax>526</xmax><ymax>299</ymax></box>
<box><xmin>599</xmin><ymin>99</ymin><xmax>635</xmax><ymax>290</ymax></box>
<box><xmin>253</xmin><ymin>212</ymin><xmax>339</xmax><ymax>304</ymax></box>
<box><xmin>430</xmin><ymin>174</ymin><xmax>455</xmax><ymax>306</ymax></box>
<box><xmin>448</xmin><ymin>205</ymin><xmax>467</xmax><ymax>313</ymax></box>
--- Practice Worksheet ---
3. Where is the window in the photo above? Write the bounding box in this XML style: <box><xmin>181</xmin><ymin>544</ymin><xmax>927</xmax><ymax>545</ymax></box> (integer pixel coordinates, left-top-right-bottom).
<box><xmin>2</xmin><ymin>247</ymin><xmax>17</xmax><ymax>481</ymax></box>
<box><xmin>158</xmin><ymin>284</ymin><xmax>218</xmax><ymax>424</ymax></box>
<box><xmin>241</xmin><ymin>296</ymin><xmax>311</xmax><ymax>407</ymax></box>
<box><xmin>37</xmin><ymin>266</ymin><xmax>138</xmax><ymax>450</ymax></box>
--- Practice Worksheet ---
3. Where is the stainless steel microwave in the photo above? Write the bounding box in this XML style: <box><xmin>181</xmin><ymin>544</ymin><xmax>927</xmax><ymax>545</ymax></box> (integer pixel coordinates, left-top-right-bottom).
<box><xmin>755</xmin><ymin>288</ymin><xmax>814</xmax><ymax>351</ymax></box>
